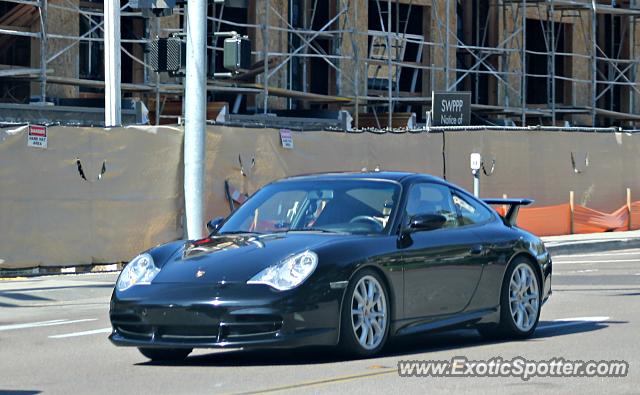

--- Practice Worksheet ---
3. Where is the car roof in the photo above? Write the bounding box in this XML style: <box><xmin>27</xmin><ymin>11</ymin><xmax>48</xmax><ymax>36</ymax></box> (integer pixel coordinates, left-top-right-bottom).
<box><xmin>276</xmin><ymin>171</ymin><xmax>444</xmax><ymax>184</ymax></box>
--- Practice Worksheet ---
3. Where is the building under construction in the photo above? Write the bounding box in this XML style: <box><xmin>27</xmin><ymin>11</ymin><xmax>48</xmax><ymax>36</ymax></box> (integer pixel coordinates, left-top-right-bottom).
<box><xmin>2</xmin><ymin>0</ymin><xmax>640</xmax><ymax>128</ymax></box>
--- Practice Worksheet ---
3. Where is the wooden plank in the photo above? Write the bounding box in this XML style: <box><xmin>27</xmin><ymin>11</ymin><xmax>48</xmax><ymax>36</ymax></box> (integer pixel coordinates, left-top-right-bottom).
<box><xmin>147</xmin><ymin>99</ymin><xmax>229</xmax><ymax>125</ymax></box>
<box><xmin>357</xmin><ymin>112</ymin><xmax>413</xmax><ymax>128</ymax></box>
<box><xmin>0</xmin><ymin>67</ymin><xmax>52</xmax><ymax>77</ymax></box>
<box><xmin>1</xmin><ymin>4</ymin><xmax>35</xmax><ymax>27</ymax></box>
<box><xmin>0</xmin><ymin>24</ymin><xmax>31</xmax><ymax>32</ymax></box>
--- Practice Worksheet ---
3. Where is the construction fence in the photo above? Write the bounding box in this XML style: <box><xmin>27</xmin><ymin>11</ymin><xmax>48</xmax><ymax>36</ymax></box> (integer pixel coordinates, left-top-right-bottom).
<box><xmin>2</xmin><ymin>124</ymin><xmax>640</xmax><ymax>269</ymax></box>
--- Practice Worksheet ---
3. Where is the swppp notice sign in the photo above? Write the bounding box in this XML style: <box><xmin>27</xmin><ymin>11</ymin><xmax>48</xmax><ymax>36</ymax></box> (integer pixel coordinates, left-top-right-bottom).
<box><xmin>431</xmin><ymin>91</ymin><xmax>471</xmax><ymax>126</ymax></box>
<box><xmin>27</xmin><ymin>124</ymin><xmax>48</xmax><ymax>149</ymax></box>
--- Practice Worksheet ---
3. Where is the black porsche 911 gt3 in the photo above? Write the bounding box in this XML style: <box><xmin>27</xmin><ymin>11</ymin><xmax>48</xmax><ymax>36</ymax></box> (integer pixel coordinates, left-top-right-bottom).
<box><xmin>109</xmin><ymin>171</ymin><xmax>552</xmax><ymax>361</ymax></box>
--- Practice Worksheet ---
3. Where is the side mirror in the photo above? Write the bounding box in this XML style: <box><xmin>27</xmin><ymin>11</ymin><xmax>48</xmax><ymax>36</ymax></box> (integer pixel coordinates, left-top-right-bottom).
<box><xmin>408</xmin><ymin>214</ymin><xmax>447</xmax><ymax>232</ymax></box>
<box><xmin>206</xmin><ymin>216</ymin><xmax>225</xmax><ymax>233</ymax></box>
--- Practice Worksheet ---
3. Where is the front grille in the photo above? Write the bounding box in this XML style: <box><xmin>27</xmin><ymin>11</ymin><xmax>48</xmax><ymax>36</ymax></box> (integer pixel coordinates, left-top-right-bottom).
<box><xmin>158</xmin><ymin>325</ymin><xmax>220</xmax><ymax>340</ymax></box>
<box><xmin>112</xmin><ymin>309</ymin><xmax>284</xmax><ymax>343</ymax></box>
<box><xmin>222</xmin><ymin>314</ymin><xmax>283</xmax><ymax>339</ymax></box>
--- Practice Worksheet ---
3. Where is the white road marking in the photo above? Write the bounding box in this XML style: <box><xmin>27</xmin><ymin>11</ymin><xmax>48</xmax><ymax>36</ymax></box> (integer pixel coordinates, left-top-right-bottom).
<box><xmin>49</xmin><ymin>327</ymin><xmax>112</xmax><ymax>339</ymax></box>
<box><xmin>554</xmin><ymin>269</ymin><xmax>599</xmax><ymax>275</ymax></box>
<box><xmin>0</xmin><ymin>318</ymin><xmax>97</xmax><ymax>332</ymax></box>
<box><xmin>553</xmin><ymin>250</ymin><xmax>640</xmax><ymax>259</ymax></box>
<box><xmin>0</xmin><ymin>284</ymin><xmax>112</xmax><ymax>294</ymax></box>
<box><xmin>3</xmin><ymin>288</ymin><xmax>83</xmax><ymax>294</ymax></box>
<box><xmin>553</xmin><ymin>259</ymin><xmax>640</xmax><ymax>265</ymax></box>
<box><xmin>538</xmin><ymin>316</ymin><xmax>609</xmax><ymax>331</ymax></box>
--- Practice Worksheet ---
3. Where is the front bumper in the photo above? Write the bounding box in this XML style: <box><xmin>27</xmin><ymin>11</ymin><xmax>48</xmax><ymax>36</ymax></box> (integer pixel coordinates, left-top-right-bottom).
<box><xmin>109</xmin><ymin>281</ymin><xmax>342</xmax><ymax>349</ymax></box>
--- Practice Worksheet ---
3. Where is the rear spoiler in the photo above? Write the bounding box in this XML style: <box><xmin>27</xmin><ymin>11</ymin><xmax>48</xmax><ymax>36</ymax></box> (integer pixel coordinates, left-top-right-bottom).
<box><xmin>482</xmin><ymin>198</ymin><xmax>534</xmax><ymax>226</ymax></box>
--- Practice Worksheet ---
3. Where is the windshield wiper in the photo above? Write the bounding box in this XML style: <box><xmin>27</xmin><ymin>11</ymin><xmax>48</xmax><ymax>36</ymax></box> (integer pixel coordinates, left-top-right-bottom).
<box><xmin>217</xmin><ymin>230</ymin><xmax>263</xmax><ymax>235</ymax></box>
<box><xmin>286</xmin><ymin>228</ymin><xmax>342</xmax><ymax>234</ymax></box>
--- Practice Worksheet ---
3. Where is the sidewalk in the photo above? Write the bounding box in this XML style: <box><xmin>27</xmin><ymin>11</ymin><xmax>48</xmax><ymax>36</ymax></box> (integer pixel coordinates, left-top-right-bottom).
<box><xmin>542</xmin><ymin>229</ymin><xmax>640</xmax><ymax>256</ymax></box>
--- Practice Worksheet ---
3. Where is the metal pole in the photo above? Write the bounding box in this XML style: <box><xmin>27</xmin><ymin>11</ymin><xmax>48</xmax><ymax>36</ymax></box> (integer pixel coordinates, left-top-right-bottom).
<box><xmin>354</xmin><ymin>0</ymin><xmax>360</xmax><ymax>128</ymax></box>
<box><xmin>154</xmin><ymin>16</ymin><xmax>160</xmax><ymax>126</ymax></box>
<box><xmin>287</xmin><ymin>0</ymin><xmax>293</xmax><ymax>110</ymax></box>
<box><xmin>184</xmin><ymin>0</ymin><xmax>208</xmax><ymax>240</ymax></box>
<box><xmin>474</xmin><ymin>0</ymin><xmax>479</xmax><ymax>100</ymax></box>
<box><xmin>550</xmin><ymin>0</ymin><xmax>556</xmax><ymax>125</ymax></box>
<box><xmin>394</xmin><ymin>0</ymin><xmax>399</xmax><ymax>102</ymax></box>
<box><xmin>387</xmin><ymin>0</ymin><xmax>392</xmax><ymax>129</ymax></box>
<box><xmin>502</xmin><ymin>3</ymin><xmax>509</xmax><ymax>108</ymax></box>
<box><xmin>473</xmin><ymin>172</ymin><xmax>480</xmax><ymax>198</ymax></box>
<box><xmin>302</xmin><ymin>0</ymin><xmax>308</xmax><ymax>95</ymax></box>
<box><xmin>262</xmin><ymin>0</ymin><xmax>269</xmax><ymax>114</ymax></box>
<box><xmin>104</xmin><ymin>0</ymin><xmax>121</xmax><ymax>126</ymax></box>
<box><xmin>521</xmin><ymin>0</ymin><xmax>526</xmax><ymax>126</ymax></box>
<box><xmin>633</xmin><ymin>16</ymin><xmax>637</xmax><ymax>115</ymax></box>
<box><xmin>591</xmin><ymin>0</ymin><xmax>597</xmax><ymax>126</ymax></box>
<box><xmin>445</xmin><ymin>0</ymin><xmax>450</xmax><ymax>90</ymax></box>
<box><xmin>39</xmin><ymin>0</ymin><xmax>47</xmax><ymax>103</ymax></box>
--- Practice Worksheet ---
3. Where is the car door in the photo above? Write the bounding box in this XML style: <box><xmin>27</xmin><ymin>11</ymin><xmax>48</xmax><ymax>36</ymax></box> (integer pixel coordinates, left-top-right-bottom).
<box><xmin>400</xmin><ymin>182</ymin><xmax>485</xmax><ymax>319</ymax></box>
<box><xmin>451</xmin><ymin>189</ymin><xmax>502</xmax><ymax>257</ymax></box>
<box><xmin>451</xmin><ymin>190</ymin><xmax>516</xmax><ymax>310</ymax></box>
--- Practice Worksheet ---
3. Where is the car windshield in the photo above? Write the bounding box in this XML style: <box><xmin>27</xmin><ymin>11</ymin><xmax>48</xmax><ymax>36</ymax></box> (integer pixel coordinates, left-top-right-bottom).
<box><xmin>218</xmin><ymin>179</ymin><xmax>401</xmax><ymax>235</ymax></box>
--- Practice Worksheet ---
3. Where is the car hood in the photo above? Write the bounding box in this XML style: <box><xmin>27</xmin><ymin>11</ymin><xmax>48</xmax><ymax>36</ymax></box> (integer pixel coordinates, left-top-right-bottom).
<box><xmin>151</xmin><ymin>232</ymin><xmax>346</xmax><ymax>284</ymax></box>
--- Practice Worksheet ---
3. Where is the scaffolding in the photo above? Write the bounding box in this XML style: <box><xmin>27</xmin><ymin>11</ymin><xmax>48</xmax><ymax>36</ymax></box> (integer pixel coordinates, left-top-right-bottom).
<box><xmin>2</xmin><ymin>0</ymin><xmax>640</xmax><ymax>128</ymax></box>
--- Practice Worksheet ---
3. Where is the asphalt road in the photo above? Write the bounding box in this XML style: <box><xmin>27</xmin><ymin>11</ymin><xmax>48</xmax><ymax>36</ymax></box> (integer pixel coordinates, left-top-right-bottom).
<box><xmin>1</xmin><ymin>248</ymin><xmax>639</xmax><ymax>394</ymax></box>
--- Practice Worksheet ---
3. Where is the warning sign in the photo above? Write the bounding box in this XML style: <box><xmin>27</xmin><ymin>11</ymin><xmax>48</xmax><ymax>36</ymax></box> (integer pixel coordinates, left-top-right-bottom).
<box><xmin>279</xmin><ymin>129</ymin><xmax>294</xmax><ymax>149</ymax></box>
<box><xmin>27</xmin><ymin>124</ymin><xmax>47</xmax><ymax>149</ymax></box>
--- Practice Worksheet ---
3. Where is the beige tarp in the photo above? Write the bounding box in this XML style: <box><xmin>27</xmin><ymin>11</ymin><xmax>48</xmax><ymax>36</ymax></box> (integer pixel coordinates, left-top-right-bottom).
<box><xmin>444</xmin><ymin>131</ymin><xmax>640</xmax><ymax>211</ymax></box>
<box><xmin>0</xmin><ymin>125</ymin><xmax>184</xmax><ymax>268</ymax></box>
<box><xmin>203</xmin><ymin>128</ymin><xmax>443</xmax><ymax>222</ymax></box>
<box><xmin>1</xmin><ymin>125</ymin><xmax>639</xmax><ymax>268</ymax></box>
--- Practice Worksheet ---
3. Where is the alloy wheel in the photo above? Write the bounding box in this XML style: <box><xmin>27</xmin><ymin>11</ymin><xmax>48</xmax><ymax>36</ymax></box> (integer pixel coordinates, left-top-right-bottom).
<box><xmin>350</xmin><ymin>275</ymin><xmax>388</xmax><ymax>350</ymax></box>
<box><xmin>508</xmin><ymin>263</ymin><xmax>540</xmax><ymax>332</ymax></box>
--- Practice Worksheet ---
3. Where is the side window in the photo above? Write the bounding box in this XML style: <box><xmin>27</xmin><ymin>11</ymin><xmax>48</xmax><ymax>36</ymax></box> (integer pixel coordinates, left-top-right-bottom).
<box><xmin>405</xmin><ymin>183</ymin><xmax>458</xmax><ymax>228</ymax></box>
<box><xmin>452</xmin><ymin>192</ymin><xmax>494</xmax><ymax>226</ymax></box>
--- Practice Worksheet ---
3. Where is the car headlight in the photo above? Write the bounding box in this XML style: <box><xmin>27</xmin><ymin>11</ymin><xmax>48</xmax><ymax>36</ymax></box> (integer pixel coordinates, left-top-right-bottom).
<box><xmin>116</xmin><ymin>253</ymin><xmax>160</xmax><ymax>291</ymax></box>
<box><xmin>247</xmin><ymin>250</ymin><xmax>318</xmax><ymax>291</ymax></box>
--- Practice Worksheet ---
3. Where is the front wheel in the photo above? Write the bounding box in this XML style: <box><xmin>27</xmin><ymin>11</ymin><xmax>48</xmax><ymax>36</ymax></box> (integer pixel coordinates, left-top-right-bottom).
<box><xmin>339</xmin><ymin>269</ymin><xmax>390</xmax><ymax>357</ymax></box>
<box><xmin>138</xmin><ymin>347</ymin><xmax>192</xmax><ymax>361</ymax></box>
<box><xmin>478</xmin><ymin>257</ymin><xmax>541</xmax><ymax>340</ymax></box>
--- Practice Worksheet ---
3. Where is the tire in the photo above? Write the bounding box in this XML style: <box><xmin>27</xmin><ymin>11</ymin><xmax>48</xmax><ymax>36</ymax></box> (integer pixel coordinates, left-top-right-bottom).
<box><xmin>338</xmin><ymin>269</ymin><xmax>391</xmax><ymax>358</ymax></box>
<box><xmin>138</xmin><ymin>347</ymin><xmax>192</xmax><ymax>361</ymax></box>
<box><xmin>478</xmin><ymin>257</ymin><xmax>541</xmax><ymax>340</ymax></box>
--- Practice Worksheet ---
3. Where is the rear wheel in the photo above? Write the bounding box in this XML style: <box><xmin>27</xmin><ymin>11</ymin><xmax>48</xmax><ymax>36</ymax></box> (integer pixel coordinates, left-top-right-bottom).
<box><xmin>478</xmin><ymin>257</ymin><xmax>541</xmax><ymax>340</ymax></box>
<box><xmin>339</xmin><ymin>269</ymin><xmax>390</xmax><ymax>357</ymax></box>
<box><xmin>138</xmin><ymin>347</ymin><xmax>192</xmax><ymax>361</ymax></box>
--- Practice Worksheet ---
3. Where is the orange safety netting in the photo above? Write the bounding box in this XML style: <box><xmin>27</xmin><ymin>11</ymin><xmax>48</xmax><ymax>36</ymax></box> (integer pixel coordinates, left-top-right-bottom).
<box><xmin>496</xmin><ymin>202</ymin><xmax>640</xmax><ymax>237</ymax></box>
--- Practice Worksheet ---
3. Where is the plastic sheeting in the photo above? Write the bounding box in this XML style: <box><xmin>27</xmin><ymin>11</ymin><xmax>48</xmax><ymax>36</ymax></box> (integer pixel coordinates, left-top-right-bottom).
<box><xmin>0</xmin><ymin>125</ymin><xmax>443</xmax><ymax>268</ymax></box>
<box><xmin>202</xmin><ymin>127</ymin><xmax>443</xmax><ymax>223</ymax></box>
<box><xmin>2</xmin><ymin>125</ymin><xmax>640</xmax><ymax>268</ymax></box>
<box><xmin>0</xmin><ymin>125</ymin><xmax>185</xmax><ymax>268</ymax></box>
<box><xmin>517</xmin><ymin>204</ymin><xmax>572</xmax><ymax>237</ymax></box>
<box><xmin>514</xmin><ymin>203</ymin><xmax>640</xmax><ymax>237</ymax></box>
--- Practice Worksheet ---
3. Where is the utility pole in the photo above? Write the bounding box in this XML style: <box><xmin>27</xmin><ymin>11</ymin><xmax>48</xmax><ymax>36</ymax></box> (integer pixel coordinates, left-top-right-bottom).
<box><xmin>104</xmin><ymin>0</ymin><xmax>121</xmax><ymax>126</ymax></box>
<box><xmin>184</xmin><ymin>0</ymin><xmax>208</xmax><ymax>240</ymax></box>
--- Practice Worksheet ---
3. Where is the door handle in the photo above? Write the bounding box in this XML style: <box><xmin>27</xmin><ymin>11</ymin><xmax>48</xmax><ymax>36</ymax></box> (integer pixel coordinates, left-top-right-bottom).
<box><xmin>470</xmin><ymin>245</ymin><xmax>484</xmax><ymax>255</ymax></box>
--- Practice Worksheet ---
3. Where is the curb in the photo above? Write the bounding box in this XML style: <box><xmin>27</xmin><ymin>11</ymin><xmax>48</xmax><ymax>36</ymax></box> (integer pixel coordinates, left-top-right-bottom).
<box><xmin>544</xmin><ymin>238</ymin><xmax>640</xmax><ymax>256</ymax></box>
<box><xmin>0</xmin><ymin>263</ymin><xmax>124</xmax><ymax>278</ymax></box>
